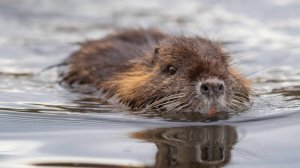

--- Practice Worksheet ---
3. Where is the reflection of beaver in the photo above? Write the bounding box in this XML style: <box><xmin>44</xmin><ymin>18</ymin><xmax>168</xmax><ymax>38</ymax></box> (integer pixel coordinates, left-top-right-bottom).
<box><xmin>132</xmin><ymin>126</ymin><xmax>237</xmax><ymax>168</ymax></box>
<box><xmin>60</xmin><ymin>29</ymin><xmax>251</xmax><ymax>114</ymax></box>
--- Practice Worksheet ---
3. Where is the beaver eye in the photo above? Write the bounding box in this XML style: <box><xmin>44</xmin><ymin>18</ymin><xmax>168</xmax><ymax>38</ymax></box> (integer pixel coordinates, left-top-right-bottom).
<box><xmin>168</xmin><ymin>65</ymin><xmax>177</xmax><ymax>75</ymax></box>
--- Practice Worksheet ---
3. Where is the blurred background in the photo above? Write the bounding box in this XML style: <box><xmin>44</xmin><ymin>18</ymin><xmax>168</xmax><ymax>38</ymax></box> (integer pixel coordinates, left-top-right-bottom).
<box><xmin>0</xmin><ymin>0</ymin><xmax>300</xmax><ymax>167</ymax></box>
<box><xmin>1</xmin><ymin>0</ymin><xmax>300</xmax><ymax>72</ymax></box>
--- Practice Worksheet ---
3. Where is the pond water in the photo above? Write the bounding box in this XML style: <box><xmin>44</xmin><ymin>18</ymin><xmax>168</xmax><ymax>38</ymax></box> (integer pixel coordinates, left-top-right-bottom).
<box><xmin>1</xmin><ymin>0</ymin><xmax>300</xmax><ymax>167</ymax></box>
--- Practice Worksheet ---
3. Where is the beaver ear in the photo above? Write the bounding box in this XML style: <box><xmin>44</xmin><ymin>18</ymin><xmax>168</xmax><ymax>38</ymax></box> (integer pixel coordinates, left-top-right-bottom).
<box><xmin>152</xmin><ymin>47</ymin><xmax>160</xmax><ymax>64</ymax></box>
<box><xmin>154</xmin><ymin>47</ymin><xmax>160</xmax><ymax>55</ymax></box>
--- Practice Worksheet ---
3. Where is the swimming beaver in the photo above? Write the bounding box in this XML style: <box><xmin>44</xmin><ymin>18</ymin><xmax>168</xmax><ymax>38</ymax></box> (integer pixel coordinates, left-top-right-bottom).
<box><xmin>60</xmin><ymin>29</ymin><xmax>251</xmax><ymax>114</ymax></box>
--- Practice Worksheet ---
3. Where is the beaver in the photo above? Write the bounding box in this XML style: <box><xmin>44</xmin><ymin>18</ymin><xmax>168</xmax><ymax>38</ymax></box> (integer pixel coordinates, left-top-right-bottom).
<box><xmin>60</xmin><ymin>29</ymin><xmax>251</xmax><ymax>114</ymax></box>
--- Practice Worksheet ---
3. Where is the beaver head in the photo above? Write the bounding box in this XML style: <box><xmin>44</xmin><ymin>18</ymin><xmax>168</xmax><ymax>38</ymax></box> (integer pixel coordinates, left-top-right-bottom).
<box><xmin>103</xmin><ymin>36</ymin><xmax>251</xmax><ymax>114</ymax></box>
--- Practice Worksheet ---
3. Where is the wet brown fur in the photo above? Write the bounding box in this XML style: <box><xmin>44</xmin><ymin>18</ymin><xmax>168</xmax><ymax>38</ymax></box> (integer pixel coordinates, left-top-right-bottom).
<box><xmin>61</xmin><ymin>29</ymin><xmax>251</xmax><ymax>113</ymax></box>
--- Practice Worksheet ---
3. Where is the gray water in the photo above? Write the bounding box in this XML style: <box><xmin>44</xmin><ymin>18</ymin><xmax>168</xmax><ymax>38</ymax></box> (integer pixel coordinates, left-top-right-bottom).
<box><xmin>0</xmin><ymin>0</ymin><xmax>300</xmax><ymax>167</ymax></box>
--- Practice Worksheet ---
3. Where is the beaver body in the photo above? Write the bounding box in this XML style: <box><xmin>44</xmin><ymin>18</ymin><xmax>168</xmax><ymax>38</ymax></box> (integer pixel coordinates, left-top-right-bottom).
<box><xmin>61</xmin><ymin>29</ymin><xmax>251</xmax><ymax>114</ymax></box>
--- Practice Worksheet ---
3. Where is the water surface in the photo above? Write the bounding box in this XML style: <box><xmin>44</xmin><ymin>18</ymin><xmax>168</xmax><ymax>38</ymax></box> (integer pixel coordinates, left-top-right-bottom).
<box><xmin>1</xmin><ymin>0</ymin><xmax>300</xmax><ymax>167</ymax></box>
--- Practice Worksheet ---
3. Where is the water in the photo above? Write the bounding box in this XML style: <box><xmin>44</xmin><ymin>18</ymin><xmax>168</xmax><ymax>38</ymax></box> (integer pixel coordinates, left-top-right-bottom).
<box><xmin>0</xmin><ymin>0</ymin><xmax>300</xmax><ymax>167</ymax></box>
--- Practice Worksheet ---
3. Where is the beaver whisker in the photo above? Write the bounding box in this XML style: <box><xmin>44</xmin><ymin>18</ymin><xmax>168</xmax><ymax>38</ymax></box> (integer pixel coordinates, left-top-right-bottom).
<box><xmin>149</xmin><ymin>99</ymin><xmax>181</xmax><ymax>109</ymax></box>
<box><xmin>169</xmin><ymin>103</ymin><xmax>192</xmax><ymax>113</ymax></box>
<box><xmin>225</xmin><ymin>103</ymin><xmax>238</xmax><ymax>112</ymax></box>
<box><xmin>233</xmin><ymin>95</ymin><xmax>248</xmax><ymax>102</ymax></box>
<box><xmin>230</xmin><ymin>91</ymin><xmax>249</xmax><ymax>100</ymax></box>
<box><xmin>232</xmin><ymin>97</ymin><xmax>246</xmax><ymax>104</ymax></box>
<box><xmin>147</xmin><ymin>93</ymin><xmax>186</xmax><ymax>107</ymax></box>
<box><xmin>226</xmin><ymin>99</ymin><xmax>250</xmax><ymax>112</ymax></box>
<box><xmin>150</xmin><ymin>95</ymin><xmax>183</xmax><ymax>106</ymax></box>
<box><xmin>228</xmin><ymin>98</ymin><xmax>245</xmax><ymax>105</ymax></box>
<box><xmin>232</xmin><ymin>91</ymin><xmax>250</xmax><ymax>99</ymax></box>
<box><xmin>150</xmin><ymin>98</ymin><xmax>188</xmax><ymax>113</ymax></box>
<box><xmin>167</xmin><ymin>99</ymin><xmax>192</xmax><ymax>111</ymax></box>
<box><xmin>163</xmin><ymin>102</ymin><xmax>185</xmax><ymax>112</ymax></box>
<box><xmin>176</xmin><ymin>102</ymin><xmax>192</xmax><ymax>111</ymax></box>
<box><xmin>148</xmin><ymin>91</ymin><xmax>193</xmax><ymax>112</ymax></box>
<box><xmin>149</xmin><ymin>98</ymin><xmax>185</xmax><ymax>110</ymax></box>
<box><xmin>227</xmin><ymin>103</ymin><xmax>239</xmax><ymax>111</ymax></box>
<box><xmin>232</xmin><ymin>95</ymin><xmax>250</xmax><ymax>104</ymax></box>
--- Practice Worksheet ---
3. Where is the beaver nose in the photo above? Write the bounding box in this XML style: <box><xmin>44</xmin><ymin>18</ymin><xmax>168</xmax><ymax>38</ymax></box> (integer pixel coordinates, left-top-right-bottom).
<box><xmin>200</xmin><ymin>81</ymin><xmax>225</xmax><ymax>96</ymax></box>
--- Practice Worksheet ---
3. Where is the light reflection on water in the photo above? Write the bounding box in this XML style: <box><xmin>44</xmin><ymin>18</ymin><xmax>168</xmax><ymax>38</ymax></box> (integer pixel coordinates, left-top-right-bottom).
<box><xmin>0</xmin><ymin>0</ymin><xmax>300</xmax><ymax>167</ymax></box>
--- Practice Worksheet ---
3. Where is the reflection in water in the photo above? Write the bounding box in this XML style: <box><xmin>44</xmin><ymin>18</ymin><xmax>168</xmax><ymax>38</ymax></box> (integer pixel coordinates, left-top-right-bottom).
<box><xmin>132</xmin><ymin>126</ymin><xmax>237</xmax><ymax>168</ymax></box>
<box><xmin>32</xmin><ymin>126</ymin><xmax>237</xmax><ymax>168</ymax></box>
<box><xmin>34</xmin><ymin>162</ymin><xmax>145</xmax><ymax>168</ymax></box>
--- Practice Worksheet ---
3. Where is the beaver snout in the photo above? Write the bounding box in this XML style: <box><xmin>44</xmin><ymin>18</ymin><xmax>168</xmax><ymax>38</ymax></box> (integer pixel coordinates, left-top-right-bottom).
<box><xmin>198</xmin><ymin>79</ymin><xmax>225</xmax><ymax>97</ymax></box>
